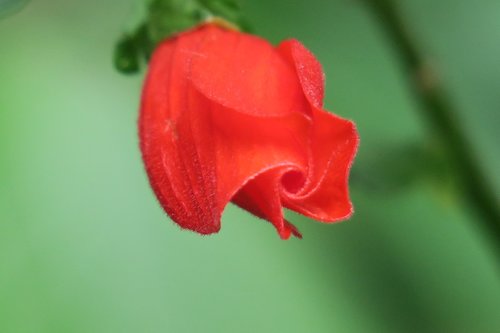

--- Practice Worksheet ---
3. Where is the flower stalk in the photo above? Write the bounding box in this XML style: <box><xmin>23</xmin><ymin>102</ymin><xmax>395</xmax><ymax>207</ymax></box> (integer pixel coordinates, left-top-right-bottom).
<box><xmin>363</xmin><ymin>0</ymin><xmax>500</xmax><ymax>256</ymax></box>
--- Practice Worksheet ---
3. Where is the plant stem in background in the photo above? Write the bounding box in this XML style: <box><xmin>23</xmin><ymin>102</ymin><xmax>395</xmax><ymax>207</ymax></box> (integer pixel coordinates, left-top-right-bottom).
<box><xmin>363</xmin><ymin>0</ymin><xmax>500</xmax><ymax>256</ymax></box>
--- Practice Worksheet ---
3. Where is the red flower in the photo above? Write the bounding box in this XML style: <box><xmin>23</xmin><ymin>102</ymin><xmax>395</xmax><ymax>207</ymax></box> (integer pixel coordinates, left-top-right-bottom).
<box><xmin>139</xmin><ymin>24</ymin><xmax>359</xmax><ymax>239</ymax></box>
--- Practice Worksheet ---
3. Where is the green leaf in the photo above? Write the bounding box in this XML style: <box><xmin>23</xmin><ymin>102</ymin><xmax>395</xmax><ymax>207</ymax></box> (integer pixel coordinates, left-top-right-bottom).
<box><xmin>113</xmin><ymin>0</ymin><xmax>250</xmax><ymax>74</ymax></box>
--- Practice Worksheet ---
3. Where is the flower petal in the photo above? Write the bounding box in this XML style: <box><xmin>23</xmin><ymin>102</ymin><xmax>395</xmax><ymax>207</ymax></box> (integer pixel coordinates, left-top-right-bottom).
<box><xmin>140</xmin><ymin>26</ymin><xmax>311</xmax><ymax>236</ymax></box>
<box><xmin>277</xmin><ymin>39</ymin><xmax>325</xmax><ymax>108</ymax></box>
<box><xmin>140</xmin><ymin>30</ymin><xmax>220</xmax><ymax>234</ymax></box>
<box><xmin>277</xmin><ymin>39</ymin><xmax>360</xmax><ymax>222</ymax></box>
<box><xmin>232</xmin><ymin>168</ymin><xmax>303</xmax><ymax>240</ymax></box>
<box><xmin>140</xmin><ymin>26</ymin><xmax>359</xmax><ymax>239</ymax></box>
<box><xmin>189</xmin><ymin>25</ymin><xmax>308</xmax><ymax>117</ymax></box>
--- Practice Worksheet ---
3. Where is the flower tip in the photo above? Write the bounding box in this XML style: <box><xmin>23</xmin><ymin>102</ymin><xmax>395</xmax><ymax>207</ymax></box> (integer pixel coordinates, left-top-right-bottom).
<box><xmin>279</xmin><ymin>221</ymin><xmax>302</xmax><ymax>240</ymax></box>
<box><xmin>293</xmin><ymin>230</ymin><xmax>303</xmax><ymax>239</ymax></box>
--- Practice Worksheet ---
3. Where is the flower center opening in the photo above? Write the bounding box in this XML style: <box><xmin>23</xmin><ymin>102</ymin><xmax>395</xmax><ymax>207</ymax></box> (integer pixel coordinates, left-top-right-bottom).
<box><xmin>281</xmin><ymin>170</ymin><xmax>306</xmax><ymax>195</ymax></box>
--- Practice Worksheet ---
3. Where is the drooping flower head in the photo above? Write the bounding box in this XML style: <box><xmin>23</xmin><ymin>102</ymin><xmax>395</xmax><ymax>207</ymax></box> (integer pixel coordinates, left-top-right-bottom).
<box><xmin>140</xmin><ymin>23</ymin><xmax>359</xmax><ymax>239</ymax></box>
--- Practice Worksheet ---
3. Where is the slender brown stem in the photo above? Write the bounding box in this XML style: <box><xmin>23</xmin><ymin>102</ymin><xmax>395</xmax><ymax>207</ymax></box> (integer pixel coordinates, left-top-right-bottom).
<box><xmin>363</xmin><ymin>0</ymin><xmax>500</xmax><ymax>256</ymax></box>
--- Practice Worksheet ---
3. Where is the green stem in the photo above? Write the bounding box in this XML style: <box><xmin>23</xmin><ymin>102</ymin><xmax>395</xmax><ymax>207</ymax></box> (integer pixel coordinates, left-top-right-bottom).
<box><xmin>363</xmin><ymin>0</ymin><xmax>500</xmax><ymax>256</ymax></box>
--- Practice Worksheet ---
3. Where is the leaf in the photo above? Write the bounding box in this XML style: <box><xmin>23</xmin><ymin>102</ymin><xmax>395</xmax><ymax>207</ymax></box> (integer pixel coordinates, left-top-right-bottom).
<box><xmin>113</xmin><ymin>0</ymin><xmax>250</xmax><ymax>74</ymax></box>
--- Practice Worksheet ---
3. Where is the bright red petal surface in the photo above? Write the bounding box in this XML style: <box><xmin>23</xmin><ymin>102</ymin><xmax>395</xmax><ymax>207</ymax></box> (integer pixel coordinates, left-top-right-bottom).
<box><xmin>190</xmin><ymin>25</ymin><xmax>308</xmax><ymax>117</ymax></box>
<box><xmin>277</xmin><ymin>39</ymin><xmax>360</xmax><ymax>222</ymax></box>
<box><xmin>139</xmin><ymin>25</ymin><xmax>359</xmax><ymax>239</ymax></box>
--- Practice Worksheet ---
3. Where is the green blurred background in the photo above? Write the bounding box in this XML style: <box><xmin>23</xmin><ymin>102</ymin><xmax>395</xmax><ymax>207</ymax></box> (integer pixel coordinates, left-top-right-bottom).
<box><xmin>1</xmin><ymin>0</ymin><xmax>499</xmax><ymax>332</ymax></box>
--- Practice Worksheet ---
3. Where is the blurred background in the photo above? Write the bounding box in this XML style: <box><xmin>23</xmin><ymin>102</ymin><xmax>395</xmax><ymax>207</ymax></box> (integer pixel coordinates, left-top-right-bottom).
<box><xmin>1</xmin><ymin>0</ymin><xmax>499</xmax><ymax>332</ymax></box>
